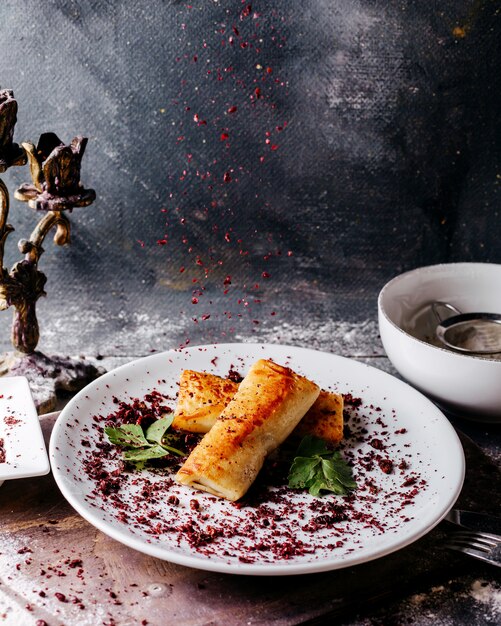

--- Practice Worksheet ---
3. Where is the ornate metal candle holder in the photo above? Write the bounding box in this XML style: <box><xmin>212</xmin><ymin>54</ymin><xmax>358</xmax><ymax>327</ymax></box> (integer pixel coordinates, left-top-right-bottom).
<box><xmin>0</xmin><ymin>89</ymin><xmax>103</xmax><ymax>413</ymax></box>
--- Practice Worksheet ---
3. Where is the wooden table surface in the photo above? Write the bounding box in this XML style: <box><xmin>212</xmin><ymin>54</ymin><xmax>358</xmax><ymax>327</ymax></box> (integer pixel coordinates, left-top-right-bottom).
<box><xmin>0</xmin><ymin>339</ymin><xmax>500</xmax><ymax>626</ymax></box>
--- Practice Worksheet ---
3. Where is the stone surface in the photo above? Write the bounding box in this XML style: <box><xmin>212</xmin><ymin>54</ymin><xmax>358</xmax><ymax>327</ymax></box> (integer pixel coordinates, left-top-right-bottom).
<box><xmin>0</xmin><ymin>350</ymin><xmax>104</xmax><ymax>413</ymax></box>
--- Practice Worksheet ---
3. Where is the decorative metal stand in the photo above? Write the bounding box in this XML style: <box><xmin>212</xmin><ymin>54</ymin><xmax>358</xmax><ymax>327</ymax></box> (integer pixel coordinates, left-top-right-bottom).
<box><xmin>0</xmin><ymin>89</ymin><xmax>103</xmax><ymax>413</ymax></box>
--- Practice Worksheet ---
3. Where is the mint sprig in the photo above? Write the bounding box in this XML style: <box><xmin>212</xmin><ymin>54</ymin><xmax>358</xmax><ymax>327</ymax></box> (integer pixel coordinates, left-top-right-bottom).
<box><xmin>104</xmin><ymin>415</ymin><xmax>185</xmax><ymax>464</ymax></box>
<box><xmin>105</xmin><ymin>424</ymin><xmax>149</xmax><ymax>447</ymax></box>
<box><xmin>288</xmin><ymin>435</ymin><xmax>357</xmax><ymax>497</ymax></box>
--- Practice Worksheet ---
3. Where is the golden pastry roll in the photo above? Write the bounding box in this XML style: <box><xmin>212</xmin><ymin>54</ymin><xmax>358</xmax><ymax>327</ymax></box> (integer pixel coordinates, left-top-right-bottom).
<box><xmin>172</xmin><ymin>371</ymin><xmax>344</xmax><ymax>445</ymax></box>
<box><xmin>172</xmin><ymin>370</ymin><xmax>239</xmax><ymax>433</ymax></box>
<box><xmin>293</xmin><ymin>390</ymin><xmax>344</xmax><ymax>444</ymax></box>
<box><xmin>174</xmin><ymin>359</ymin><xmax>320</xmax><ymax>501</ymax></box>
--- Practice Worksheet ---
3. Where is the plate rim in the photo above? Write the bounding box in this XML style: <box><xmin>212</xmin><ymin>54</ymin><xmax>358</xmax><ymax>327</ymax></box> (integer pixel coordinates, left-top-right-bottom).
<box><xmin>49</xmin><ymin>342</ymin><xmax>465</xmax><ymax>576</ymax></box>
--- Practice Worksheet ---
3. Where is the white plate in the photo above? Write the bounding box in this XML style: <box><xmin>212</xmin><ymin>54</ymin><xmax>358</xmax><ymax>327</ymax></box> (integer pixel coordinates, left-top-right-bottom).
<box><xmin>0</xmin><ymin>376</ymin><xmax>50</xmax><ymax>483</ymax></box>
<box><xmin>50</xmin><ymin>343</ymin><xmax>465</xmax><ymax>576</ymax></box>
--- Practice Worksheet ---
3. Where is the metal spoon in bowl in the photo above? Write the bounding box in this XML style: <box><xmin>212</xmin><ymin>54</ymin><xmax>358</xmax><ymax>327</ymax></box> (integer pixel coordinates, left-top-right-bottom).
<box><xmin>432</xmin><ymin>302</ymin><xmax>501</xmax><ymax>355</ymax></box>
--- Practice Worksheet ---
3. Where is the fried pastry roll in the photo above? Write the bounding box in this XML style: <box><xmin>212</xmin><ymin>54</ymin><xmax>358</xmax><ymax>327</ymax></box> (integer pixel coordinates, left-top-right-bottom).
<box><xmin>292</xmin><ymin>389</ymin><xmax>344</xmax><ymax>444</ymax></box>
<box><xmin>175</xmin><ymin>359</ymin><xmax>320</xmax><ymax>501</ymax></box>
<box><xmin>172</xmin><ymin>370</ymin><xmax>239</xmax><ymax>433</ymax></box>
<box><xmin>173</xmin><ymin>371</ymin><xmax>344</xmax><ymax>445</ymax></box>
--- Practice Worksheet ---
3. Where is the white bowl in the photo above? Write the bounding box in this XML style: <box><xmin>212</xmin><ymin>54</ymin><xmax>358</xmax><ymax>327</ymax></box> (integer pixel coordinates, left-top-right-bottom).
<box><xmin>378</xmin><ymin>262</ymin><xmax>501</xmax><ymax>422</ymax></box>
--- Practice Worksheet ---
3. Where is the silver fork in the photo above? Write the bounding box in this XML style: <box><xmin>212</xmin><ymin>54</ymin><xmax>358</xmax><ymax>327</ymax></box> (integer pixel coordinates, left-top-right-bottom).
<box><xmin>445</xmin><ymin>529</ymin><xmax>501</xmax><ymax>567</ymax></box>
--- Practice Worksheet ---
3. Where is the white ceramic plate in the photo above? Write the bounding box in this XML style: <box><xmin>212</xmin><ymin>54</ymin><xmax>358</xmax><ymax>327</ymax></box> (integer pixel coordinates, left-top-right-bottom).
<box><xmin>0</xmin><ymin>376</ymin><xmax>50</xmax><ymax>484</ymax></box>
<box><xmin>50</xmin><ymin>343</ymin><xmax>465</xmax><ymax>576</ymax></box>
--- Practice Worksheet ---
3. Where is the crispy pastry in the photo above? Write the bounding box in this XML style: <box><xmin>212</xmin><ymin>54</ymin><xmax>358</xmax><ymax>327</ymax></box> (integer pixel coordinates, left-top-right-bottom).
<box><xmin>292</xmin><ymin>389</ymin><xmax>344</xmax><ymax>444</ymax></box>
<box><xmin>175</xmin><ymin>359</ymin><xmax>320</xmax><ymax>501</ymax></box>
<box><xmin>172</xmin><ymin>370</ymin><xmax>239</xmax><ymax>433</ymax></box>
<box><xmin>173</xmin><ymin>371</ymin><xmax>344</xmax><ymax>445</ymax></box>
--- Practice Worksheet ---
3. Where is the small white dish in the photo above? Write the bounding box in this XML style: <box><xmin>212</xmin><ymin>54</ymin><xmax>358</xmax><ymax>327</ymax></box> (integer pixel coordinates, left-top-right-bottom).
<box><xmin>50</xmin><ymin>343</ymin><xmax>464</xmax><ymax>576</ymax></box>
<box><xmin>378</xmin><ymin>262</ymin><xmax>501</xmax><ymax>422</ymax></box>
<box><xmin>0</xmin><ymin>376</ymin><xmax>50</xmax><ymax>485</ymax></box>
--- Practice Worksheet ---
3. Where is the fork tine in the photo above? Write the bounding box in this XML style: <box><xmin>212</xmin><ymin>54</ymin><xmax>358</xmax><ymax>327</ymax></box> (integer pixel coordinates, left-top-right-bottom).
<box><xmin>446</xmin><ymin>543</ymin><xmax>485</xmax><ymax>558</ymax></box>
<box><xmin>452</xmin><ymin>532</ymin><xmax>499</xmax><ymax>550</ymax></box>
<box><xmin>445</xmin><ymin>543</ymin><xmax>501</xmax><ymax>567</ymax></box>
<box><xmin>448</xmin><ymin>537</ymin><xmax>493</xmax><ymax>553</ymax></box>
<box><xmin>446</xmin><ymin>543</ymin><xmax>492</xmax><ymax>561</ymax></box>
<box><xmin>465</xmin><ymin>530</ymin><xmax>499</xmax><ymax>543</ymax></box>
<box><xmin>451</xmin><ymin>531</ymin><xmax>499</xmax><ymax>548</ymax></box>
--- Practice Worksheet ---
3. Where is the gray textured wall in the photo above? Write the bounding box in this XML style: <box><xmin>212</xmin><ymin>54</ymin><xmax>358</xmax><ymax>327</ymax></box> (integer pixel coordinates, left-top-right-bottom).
<box><xmin>0</xmin><ymin>1</ymin><xmax>500</xmax><ymax>353</ymax></box>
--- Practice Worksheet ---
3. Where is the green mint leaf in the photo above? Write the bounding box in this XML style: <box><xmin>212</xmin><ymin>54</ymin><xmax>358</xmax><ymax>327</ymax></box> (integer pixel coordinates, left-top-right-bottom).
<box><xmin>145</xmin><ymin>415</ymin><xmax>174</xmax><ymax>445</ymax></box>
<box><xmin>106</xmin><ymin>416</ymin><xmax>186</xmax><ymax>464</ymax></box>
<box><xmin>295</xmin><ymin>434</ymin><xmax>330</xmax><ymax>458</ymax></box>
<box><xmin>308</xmin><ymin>478</ymin><xmax>326</xmax><ymax>498</ymax></box>
<box><xmin>123</xmin><ymin>445</ymin><xmax>170</xmax><ymax>462</ymax></box>
<box><xmin>146</xmin><ymin>417</ymin><xmax>185</xmax><ymax>456</ymax></box>
<box><xmin>288</xmin><ymin>436</ymin><xmax>357</xmax><ymax>497</ymax></box>
<box><xmin>287</xmin><ymin>456</ymin><xmax>321</xmax><ymax>489</ymax></box>
<box><xmin>105</xmin><ymin>424</ymin><xmax>150</xmax><ymax>448</ymax></box>
<box><xmin>325</xmin><ymin>452</ymin><xmax>358</xmax><ymax>490</ymax></box>
<box><xmin>159</xmin><ymin>441</ymin><xmax>186</xmax><ymax>456</ymax></box>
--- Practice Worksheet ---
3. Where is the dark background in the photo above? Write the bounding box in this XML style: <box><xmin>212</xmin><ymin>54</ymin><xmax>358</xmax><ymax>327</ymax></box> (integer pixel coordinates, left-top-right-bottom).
<box><xmin>0</xmin><ymin>0</ymin><xmax>499</xmax><ymax>356</ymax></box>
